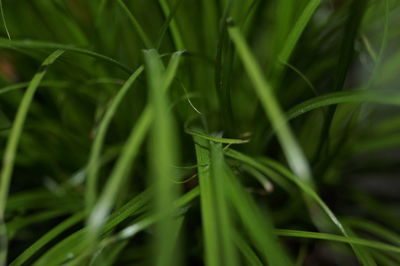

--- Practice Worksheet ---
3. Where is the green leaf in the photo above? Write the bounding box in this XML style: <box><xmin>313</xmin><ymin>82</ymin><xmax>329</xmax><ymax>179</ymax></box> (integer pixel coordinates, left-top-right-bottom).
<box><xmin>0</xmin><ymin>49</ymin><xmax>64</xmax><ymax>265</ymax></box>
<box><xmin>228</xmin><ymin>20</ymin><xmax>312</xmax><ymax>184</ymax></box>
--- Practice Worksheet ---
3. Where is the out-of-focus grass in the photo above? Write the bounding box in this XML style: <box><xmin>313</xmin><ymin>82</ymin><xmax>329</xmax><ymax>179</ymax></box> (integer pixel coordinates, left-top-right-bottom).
<box><xmin>0</xmin><ymin>0</ymin><xmax>400</xmax><ymax>265</ymax></box>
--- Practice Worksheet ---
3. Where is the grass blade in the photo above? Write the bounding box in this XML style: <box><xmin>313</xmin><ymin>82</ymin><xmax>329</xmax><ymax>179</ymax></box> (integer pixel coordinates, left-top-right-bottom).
<box><xmin>278</xmin><ymin>0</ymin><xmax>321</xmax><ymax>65</ymax></box>
<box><xmin>194</xmin><ymin>137</ymin><xmax>238</xmax><ymax>266</ymax></box>
<box><xmin>0</xmin><ymin>49</ymin><xmax>64</xmax><ymax>264</ymax></box>
<box><xmin>10</xmin><ymin>212</ymin><xmax>85</xmax><ymax>266</ymax></box>
<box><xmin>226</xmin><ymin>159</ymin><xmax>293</xmax><ymax>266</ymax></box>
<box><xmin>275</xmin><ymin>229</ymin><xmax>400</xmax><ymax>254</ymax></box>
<box><xmin>228</xmin><ymin>20</ymin><xmax>312</xmax><ymax>183</ymax></box>
<box><xmin>158</xmin><ymin>0</ymin><xmax>184</xmax><ymax>50</ymax></box>
<box><xmin>87</xmin><ymin>107</ymin><xmax>152</xmax><ymax>244</ymax></box>
<box><xmin>0</xmin><ymin>0</ymin><xmax>10</xmax><ymax>39</ymax></box>
<box><xmin>85</xmin><ymin>66</ymin><xmax>144</xmax><ymax>210</ymax></box>
<box><xmin>286</xmin><ymin>90</ymin><xmax>400</xmax><ymax>121</ymax></box>
<box><xmin>144</xmin><ymin>49</ymin><xmax>182</xmax><ymax>266</ymax></box>
<box><xmin>0</xmin><ymin>38</ymin><xmax>131</xmax><ymax>74</ymax></box>
<box><xmin>117</xmin><ymin>0</ymin><xmax>153</xmax><ymax>48</ymax></box>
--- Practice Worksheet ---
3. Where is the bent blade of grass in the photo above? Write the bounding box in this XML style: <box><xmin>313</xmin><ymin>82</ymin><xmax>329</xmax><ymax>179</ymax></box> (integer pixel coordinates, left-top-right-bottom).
<box><xmin>286</xmin><ymin>90</ymin><xmax>400</xmax><ymax>121</ymax></box>
<box><xmin>256</xmin><ymin>155</ymin><xmax>380</xmax><ymax>262</ymax></box>
<box><xmin>344</xmin><ymin>218</ymin><xmax>400</xmax><ymax>246</ymax></box>
<box><xmin>0</xmin><ymin>38</ymin><xmax>131</xmax><ymax>74</ymax></box>
<box><xmin>228</xmin><ymin>21</ymin><xmax>312</xmax><ymax>183</ymax></box>
<box><xmin>107</xmin><ymin>188</ymin><xmax>200</xmax><ymax>244</ymax></box>
<box><xmin>10</xmin><ymin>212</ymin><xmax>85</xmax><ymax>266</ymax></box>
<box><xmin>0</xmin><ymin>81</ymin><xmax>69</xmax><ymax>96</ymax></box>
<box><xmin>225</xmin><ymin>148</ymin><xmax>294</xmax><ymax>193</ymax></box>
<box><xmin>275</xmin><ymin>229</ymin><xmax>400</xmax><ymax>254</ymax></box>
<box><xmin>87</xmin><ymin>106</ymin><xmax>152</xmax><ymax>245</ymax></box>
<box><xmin>87</xmin><ymin>50</ymin><xmax>183</xmax><ymax>253</ymax></box>
<box><xmin>209</xmin><ymin>142</ymin><xmax>239</xmax><ymax>266</ymax></box>
<box><xmin>88</xmin><ymin>240</ymin><xmax>128</xmax><ymax>266</ymax></box>
<box><xmin>345</xmin><ymin>225</ymin><xmax>377</xmax><ymax>266</ymax></box>
<box><xmin>117</xmin><ymin>0</ymin><xmax>153</xmax><ymax>48</ymax></box>
<box><xmin>39</xmin><ymin>187</ymin><xmax>199</xmax><ymax>266</ymax></box>
<box><xmin>372</xmin><ymin>251</ymin><xmax>399</xmax><ymax>266</ymax></box>
<box><xmin>0</xmin><ymin>0</ymin><xmax>10</xmax><ymax>39</ymax></box>
<box><xmin>158</xmin><ymin>0</ymin><xmax>184</xmax><ymax>50</ymax></box>
<box><xmin>0</xmin><ymin>49</ymin><xmax>64</xmax><ymax>265</ymax></box>
<box><xmin>186</xmin><ymin>128</ymin><xmax>249</xmax><ymax>144</ymax></box>
<box><xmin>226</xmin><ymin>148</ymin><xmax>374</xmax><ymax>261</ymax></box>
<box><xmin>85</xmin><ymin>65</ymin><xmax>144</xmax><ymax>210</ymax></box>
<box><xmin>34</xmin><ymin>191</ymin><xmax>150</xmax><ymax>265</ymax></box>
<box><xmin>366</xmin><ymin>0</ymin><xmax>390</xmax><ymax>88</ymax></box>
<box><xmin>234</xmin><ymin>233</ymin><xmax>263</xmax><ymax>266</ymax></box>
<box><xmin>193</xmin><ymin>137</ymin><xmax>218</xmax><ymax>266</ymax></box>
<box><xmin>224</xmin><ymin>152</ymin><xmax>293</xmax><ymax>265</ymax></box>
<box><xmin>278</xmin><ymin>0</ymin><xmax>320</xmax><ymax>65</ymax></box>
<box><xmin>7</xmin><ymin>209</ymin><xmax>70</xmax><ymax>239</ymax></box>
<box><xmin>156</xmin><ymin>0</ymin><xmax>185</xmax><ymax>49</ymax></box>
<box><xmin>144</xmin><ymin>49</ymin><xmax>182</xmax><ymax>266</ymax></box>
<box><xmin>255</xmin><ymin>155</ymin><xmax>346</xmax><ymax>232</ymax></box>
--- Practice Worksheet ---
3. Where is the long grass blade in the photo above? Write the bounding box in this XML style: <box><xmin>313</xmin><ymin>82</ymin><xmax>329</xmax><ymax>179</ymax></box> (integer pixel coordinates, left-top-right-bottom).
<box><xmin>0</xmin><ymin>0</ymin><xmax>10</xmax><ymax>39</ymax></box>
<box><xmin>117</xmin><ymin>0</ymin><xmax>153</xmax><ymax>48</ymax></box>
<box><xmin>0</xmin><ymin>49</ymin><xmax>64</xmax><ymax>265</ymax></box>
<box><xmin>278</xmin><ymin>0</ymin><xmax>321</xmax><ymax>65</ymax></box>
<box><xmin>144</xmin><ymin>49</ymin><xmax>182</xmax><ymax>266</ymax></box>
<box><xmin>85</xmin><ymin>66</ymin><xmax>144</xmax><ymax>210</ymax></box>
<box><xmin>228</xmin><ymin>20</ymin><xmax>312</xmax><ymax>183</ymax></box>
<box><xmin>275</xmin><ymin>229</ymin><xmax>400</xmax><ymax>254</ymax></box>
<box><xmin>10</xmin><ymin>212</ymin><xmax>84</xmax><ymax>266</ymax></box>
<box><xmin>0</xmin><ymin>38</ymin><xmax>131</xmax><ymax>73</ymax></box>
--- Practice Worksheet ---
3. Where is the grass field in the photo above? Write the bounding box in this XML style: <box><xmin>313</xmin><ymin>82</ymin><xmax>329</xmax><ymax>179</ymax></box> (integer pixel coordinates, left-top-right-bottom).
<box><xmin>1</xmin><ymin>0</ymin><xmax>400</xmax><ymax>265</ymax></box>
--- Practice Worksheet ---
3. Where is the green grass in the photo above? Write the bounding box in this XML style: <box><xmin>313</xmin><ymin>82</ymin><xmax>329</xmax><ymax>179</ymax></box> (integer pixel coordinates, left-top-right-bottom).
<box><xmin>1</xmin><ymin>0</ymin><xmax>400</xmax><ymax>265</ymax></box>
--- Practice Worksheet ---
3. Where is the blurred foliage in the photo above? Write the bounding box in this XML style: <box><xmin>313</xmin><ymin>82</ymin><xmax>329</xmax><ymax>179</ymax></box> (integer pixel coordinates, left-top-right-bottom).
<box><xmin>0</xmin><ymin>0</ymin><xmax>400</xmax><ymax>265</ymax></box>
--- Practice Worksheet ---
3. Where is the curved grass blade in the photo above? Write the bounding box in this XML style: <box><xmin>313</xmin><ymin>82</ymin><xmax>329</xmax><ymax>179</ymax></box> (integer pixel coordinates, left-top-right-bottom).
<box><xmin>225</xmin><ymin>155</ymin><xmax>293</xmax><ymax>266</ymax></box>
<box><xmin>225</xmin><ymin>148</ymin><xmax>374</xmax><ymax>261</ymax></box>
<box><xmin>87</xmin><ymin>51</ymin><xmax>183</xmax><ymax>252</ymax></box>
<box><xmin>87</xmin><ymin>107</ymin><xmax>152</xmax><ymax>244</ymax></box>
<box><xmin>194</xmin><ymin>137</ymin><xmax>238</xmax><ymax>266</ymax></box>
<box><xmin>0</xmin><ymin>38</ymin><xmax>131</xmax><ymax>73</ymax></box>
<box><xmin>228</xmin><ymin>20</ymin><xmax>312</xmax><ymax>183</ymax></box>
<box><xmin>234</xmin><ymin>233</ymin><xmax>263</xmax><ymax>266</ymax></box>
<box><xmin>10</xmin><ymin>212</ymin><xmax>84</xmax><ymax>266</ymax></box>
<box><xmin>34</xmin><ymin>191</ymin><xmax>150</xmax><ymax>265</ymax></box>
<box><xmin>186</xmin><ymin>128</ymin><xmax>249</xmax><ymax>144</ymax></box>
<box><xmin>344</xmin><ymin>218</ymin><xmax>400</xmax><ymax>246</ymax></box>
<box><xmin>286</xmin><ymin>90</ymin><xmax>400</xmax><ymax>121</ymax></box>
<box><xmin>315</xmin><ymin>0</ymin><xmax>370</xmax><ymax>167</ymax></box>
<box><xmin>88</xmin><ymin>240</ymin><xmax>128</xmax><ymax>266</ymax></box>
<box><xmin>275</xmin><ymin>229</ymin><xmax>400</xmax><ymax>254</ymax></box>
<box><xmin>158</xmin><ymin>0</ymin><xmax>184</xmax><ymax>50</ymax></box>
<box><xmin>193</xmin><ymin>137</ymin><xmax>218</xmax><ymax>266</ymax></box>
<box><xmin>86</xmin><ymin>66</ymin><xmax>144</xmax><ymax>210</ymax></box>
<box><xmin>257</xmin><ymin>155</ymin><xmax>381</xmax><ymax>263</ymax></box>
<box><xmin>0</xmin><ymin>0</ymin><xmax>10</xmax><ymax>39</ymax></box>
<box><xmin>117</xmin><ymin>0</ymin><xmax>153</xmax><ymax>48</ymax></box>
<box><xmin>99</xmin><ymin>188</ymin><xmax>200</xmax><ymax>247</ymax></box>
<box><xmin>278</xmin><ymin>0</ymin><xmax>321</xmax><ymax>65</ymax></box>
<box><xmin>0</xmin><ymin>81</ymin><xmax>69</xmax><ymax>96</ymax></box>
<box><xmin>209</xmin><ymin>142</ymin><xmax>239</xmax><ymax>266</ymax></box>
<box><xmin>7</xmin><ymin>209</ymin><xmax>70</xmax><ymax>239</ymax></box>
<box><xmin>0</xmin><ymin>49</ymin><xmax>64</xmax><ymax>265</ymax></box>
<box><xmin>156</xmin><ymin>0</ymin><xmax>185</xmax><ymax>49</ymax></box>
<box><xmin>225</xmin><ymin>148</ymin><xmax>294</xmax><ymax>193</ymax></box>
<box><xmin>35</xmin><ymin>186</ymin><xmax>198</xmax><ymax>266</ymax></box>
<box><xmin>145</xmin><ymin>49</ymin><xmax>182</xmax><ymax>266</ymax></box>
<box><xmin>345</xmin><ymin>225</ymin><xmax>377</xmax><ymax>266</ymax></box>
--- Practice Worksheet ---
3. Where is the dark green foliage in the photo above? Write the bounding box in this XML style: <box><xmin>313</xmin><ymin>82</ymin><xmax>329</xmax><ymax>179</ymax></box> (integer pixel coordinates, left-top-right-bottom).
<box><xmin>0</xmin><ymin>0</ymin><xmax>400</xmax><ymax>265</ymax></box>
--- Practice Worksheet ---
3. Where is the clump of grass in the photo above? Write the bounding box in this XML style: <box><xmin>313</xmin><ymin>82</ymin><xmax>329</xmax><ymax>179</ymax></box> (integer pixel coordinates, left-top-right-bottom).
<box><xmin>0</xmin><ymin>0</ymin><xmax>400</xmax><ymax>265</ymax></box>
